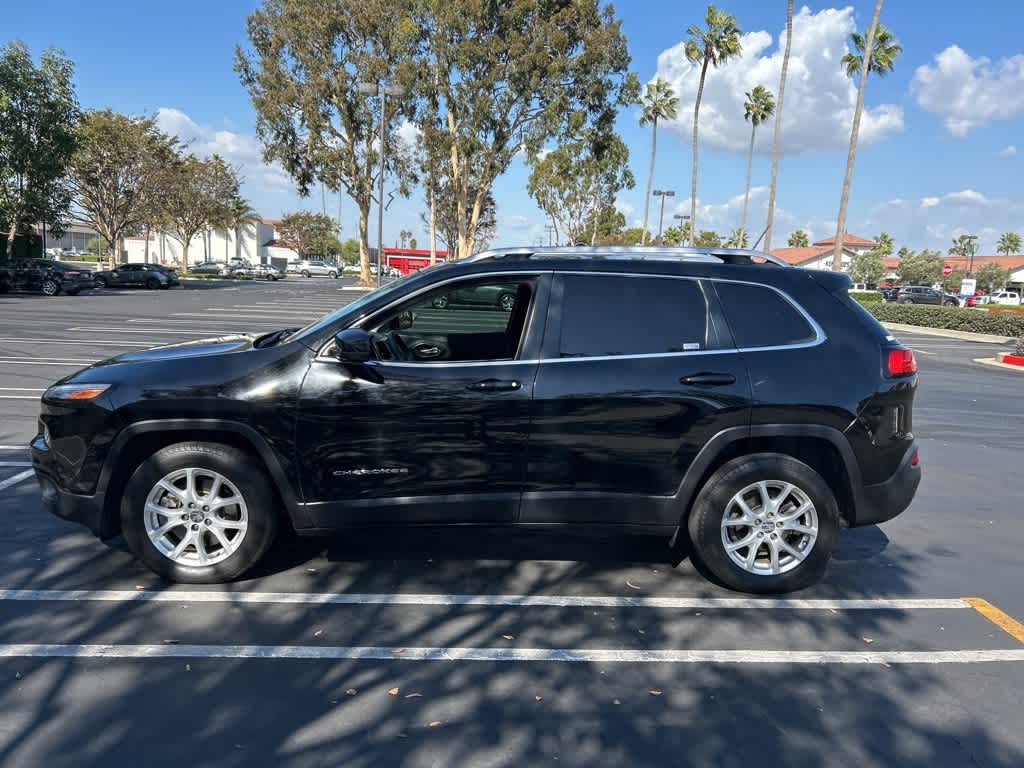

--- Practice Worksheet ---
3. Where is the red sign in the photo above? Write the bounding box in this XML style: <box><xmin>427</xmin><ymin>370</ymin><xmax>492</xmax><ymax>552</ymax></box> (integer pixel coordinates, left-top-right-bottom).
<box><xmin>942</xmin><ymin>264</ymin><xmax>952</xmax><ymax>276</ymax></box>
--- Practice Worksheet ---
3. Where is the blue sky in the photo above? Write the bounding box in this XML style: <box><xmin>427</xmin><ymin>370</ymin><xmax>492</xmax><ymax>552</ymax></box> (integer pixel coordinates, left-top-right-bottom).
<box><xmin>8</xmin><ymin>1</ymin><xmax>1024</xmax><ymax>254</ymax></box>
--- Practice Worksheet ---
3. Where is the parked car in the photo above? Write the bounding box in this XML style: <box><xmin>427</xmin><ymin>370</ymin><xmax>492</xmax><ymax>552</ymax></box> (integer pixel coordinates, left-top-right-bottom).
<box><xmin>190</xmin><ymin>261</ymin><xmax>231</xmax><ymax>277</ymax></box>
<box><xmin>93</xmin><ymin>263</ymin><xmax>177</xmax><ymax>290</ymax></box>
<box><xmin>0</xmin><ymin>258</ymin><xmax>95</xmax><ymax>296</ymax></box>
<box><xmin>250</xmin><ymin>263</ymin><xmax>284</xmax><ymax>281</ymax></box>
<box><xmin>990</xmin><ymin>290</ymin><xmax>1021</xmax><ymax>306</ymax></box>
<box><xmin>33</xmin><ymin>245</ymin><xmax>921</xmax><ymax>594</ymax></box>
<box><xmin>895</xmin><ymin>286</ymin><xmax>960</xmax><ymax>306</ymax></box>
<box><xmin>879</xmin><ymin>286</ymin><xmax>901</xmax><ymax>301</ymax></box>
<box><xmin>288</xmin><ymin>260</ymin><xmax>338</xmax><ymax>278</ymax></box>
<box><xmin>432</xmin><ymin>282</ymin><xmax>518</xmax><ymax>311</ymax></box>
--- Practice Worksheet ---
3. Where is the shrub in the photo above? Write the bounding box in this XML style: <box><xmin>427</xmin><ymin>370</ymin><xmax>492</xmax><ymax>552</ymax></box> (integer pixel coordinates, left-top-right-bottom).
<box><xmin>850</xmin><ymin>291</ymin><xmax>883</xmax><ymax>304</ymax></box>
<box><xmin>864</xmin><ymin>303</ymin><xmax>1024</xmax><ymax>336</ymax></box>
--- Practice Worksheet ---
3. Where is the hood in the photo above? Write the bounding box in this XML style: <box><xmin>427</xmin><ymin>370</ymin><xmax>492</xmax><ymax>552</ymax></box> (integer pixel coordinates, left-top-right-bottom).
<box><xmin>96</xmin><ymin>335</ymin><xmax>256</xmax><ymax>366</ymax></box>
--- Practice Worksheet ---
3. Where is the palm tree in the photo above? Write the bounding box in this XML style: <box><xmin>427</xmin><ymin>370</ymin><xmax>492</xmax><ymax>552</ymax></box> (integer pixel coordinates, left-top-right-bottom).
<box><xmin>227</xmin><ymin>197</ymin><xmax>261</xmax><ymax>263</ymax></box>
<box><xmin>764</xmin><ymin>0</ymin><xmax>794</xmax><ymax>253</ymax></box>
<box><xmin>787</xmin><ymin>230</ymin><xmax>809</xmax><ymax>247</ymax></box>
<box><xmin>831</xmin><ymin>5</ymin><xmax>900</xmax><ymax>271</ymax></box>
<box><xmin>726</xmin><ymin>227</ymin><xmax>749</xmax><ymax>248</ymax></box>
<box><xmin>685</xmin><ymin>4</ymin><xmax>743</xmax><ymax>245</ymax></box>
<box><xmin>874</xmin><ymin>231</ymin><xmax>894</xmax><ymax>255</ymax></box>
<box><xmin>638</xmin><ymin>79</ymin><xmax>679</xmax><ymax>245</ymax></box>
<box><xmin>741</xmin><ymin>85</ymin><xmax>775</xmax><ymax>234</ymax></box>
<box><xmin>997</xmin><ymin>232</ymin><xmax>1021</xmax><ymax>255</ymax></box>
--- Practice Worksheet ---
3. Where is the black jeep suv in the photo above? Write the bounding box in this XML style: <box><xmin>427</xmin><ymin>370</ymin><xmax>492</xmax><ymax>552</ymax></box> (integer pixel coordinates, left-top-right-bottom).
<box><xmin>31</xmin><ymin>247</ymin><xmax>921</xmax><ymax>593</ymax></box>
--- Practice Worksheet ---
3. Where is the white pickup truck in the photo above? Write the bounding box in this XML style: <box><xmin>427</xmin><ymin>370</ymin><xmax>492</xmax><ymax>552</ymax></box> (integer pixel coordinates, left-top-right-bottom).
<box><xmin>990</xmin><ymin>290</ymin><xmax>1022</xmax><ymax>306</ymax></box>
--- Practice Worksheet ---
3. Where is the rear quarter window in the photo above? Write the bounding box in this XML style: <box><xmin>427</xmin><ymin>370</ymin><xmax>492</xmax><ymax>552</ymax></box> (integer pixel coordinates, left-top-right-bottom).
<box><xmin>715</xmin><ymin>281</ymin><xmax>817</xmax><ymax>349</ymax></box>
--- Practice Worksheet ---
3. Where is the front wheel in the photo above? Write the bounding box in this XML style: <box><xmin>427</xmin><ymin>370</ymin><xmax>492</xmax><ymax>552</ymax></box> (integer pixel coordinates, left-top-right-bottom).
<box><xmin>328</xmin><ymin>271</ymin><xmax>337</xmax><ymax>279</ymax></box>
<box><xmin>943</xmin><ymin>299</ymin><xmax>957</xmax><ymax>307</ymax></box>
<box><xmin>121</xmin><ymin>442</ymin><xmax>279</xmax><ymax>583</ymax></box>
<box><xmin>41</xmin><ymin>278</ymin><xmax>60</xmax><ymax>296</ymax></box>
<box><xmin>301</xmin><ymin>270</ymin><xmax>311</xmax><ymax>278</ymax></box>
<box><xmin>687</xmin><ymin>453</ymin><xmax>839</xmax><ymax>594</ymax></box>
<box><xmin>146</xmin><ymin>278</ymin><xmax>160</xmax><ymax>290</ymax></box>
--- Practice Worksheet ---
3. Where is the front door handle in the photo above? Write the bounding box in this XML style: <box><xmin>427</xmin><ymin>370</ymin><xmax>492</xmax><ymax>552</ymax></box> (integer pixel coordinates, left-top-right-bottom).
<box><xmin>680</xmin><ymin>372</ymin><xmax>736</xmax><ymax>387</ymax></box>
<box><xmin>466</xmin><ymin>379</ymin><xmax>522</xmax><ymax>392</ymax></box>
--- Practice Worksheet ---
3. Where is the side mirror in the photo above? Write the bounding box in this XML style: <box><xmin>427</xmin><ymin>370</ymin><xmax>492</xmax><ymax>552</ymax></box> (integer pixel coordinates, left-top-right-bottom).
<box><xmin>333</xmin><ymin>328</ymin><xmax>373</xmax><ymax>363</ymax></box>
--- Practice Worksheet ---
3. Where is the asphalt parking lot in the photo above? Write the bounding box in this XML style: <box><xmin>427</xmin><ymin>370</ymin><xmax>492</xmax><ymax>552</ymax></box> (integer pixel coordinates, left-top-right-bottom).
<box><xmin>0</xmin><ymin>279</ymin><xmax>1023</xmax><ymax>767</ymax></box>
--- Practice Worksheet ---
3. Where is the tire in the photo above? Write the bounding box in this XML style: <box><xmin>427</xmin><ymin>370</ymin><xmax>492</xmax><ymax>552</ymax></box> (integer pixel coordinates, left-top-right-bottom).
<box><xmin>93</xmin><ymin>276</ymin><xmax>107</xmax><ymax>289</ymax></box>
<box><xmin>41</xmin><ymin>278</ymin><xmax>60</xmax><ymax>296</ymax></box>
<box><xmin>943</xmin><ymin>299</ymin><xmax>957</xmax><ymax>307</ymax></box>
<box><xmin>498</xmin><ymin>292</ymin><xmax>516</xmax><ymax>312</ymax></box>
<box><xmin>432</xmin><ymin>294</ymin><xmax>449</xmax><ymax>309</ymax></box>
<box><xmin>301</xmin><ymin>270</ymin><xmax>311</xmax><ymax>278</ymax></box>
<box><xmin>146</xmin><ymin>278</ymin><xmax>160</xmax><ymax>290</ymax></box>
<box><xmin>686</xmin><ymin>453</ymin><xmax>839</xmax><ymax>594</ymax></box>
<box><xmin>120</xmin><ymin>442</ymin><xmax>280</xmax><ymax>583</ymax></box>
<box><xmin>328</xmin><ymin>271</ymin><xmax>337</xmax><ymax>279</ymax></box>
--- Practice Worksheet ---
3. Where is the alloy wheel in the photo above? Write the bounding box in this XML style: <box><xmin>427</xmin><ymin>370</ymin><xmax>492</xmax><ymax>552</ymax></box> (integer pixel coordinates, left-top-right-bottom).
<box><xmin>720</xmin><ymin>480</ymin><xmax>818</xmax><ymax>576</ymax></box>
<box><xmin>143</xmin><ymin>467</ymin><xmax>249</xmax><ymax>567</ymax></box>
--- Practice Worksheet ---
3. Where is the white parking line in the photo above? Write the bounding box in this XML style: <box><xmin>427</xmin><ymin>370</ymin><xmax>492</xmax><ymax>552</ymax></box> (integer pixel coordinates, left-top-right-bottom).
<box><xmin>0</xmin><ymin>338</ymin><xmax>152</xmax><ymax>347</ymax></box>
<box><xmin>0</xmin><ymin>445</ymin><xmax>28</xmax><ymax>450</ymax></box>
<box><xmin>66</xmin><ymin>327</ymin><xmax>235</xmax><ymax>335</ymax></box>
<box><xmin>170</xmin><ymin>312</ymin><xmax>315</xmax><ymax>319</ymax></box>
<box><xmin>0</xmin><ymin>589</ymin><xmax>972</xmax><ymax>610</ymax></box>
<box><xmin>0</xmin><ymin>388</ymin><xmax>45</xmax><ymax>392</ymax></box>
<box><xmin>0</xmin><ymin>643</ymin><xmax>1020</xmax><ymax>664</ymax></box>
<box><xmin>0</xmin><ymin>461</ymin><xmax>32</xmax><ymax>467</ymax></box>
<box><xmin>0</xmin><ymin>360</ymin><xmax>95</xmax><ymax>366</ymax></box>
<box><xmin>0</xmin><ymin>470</ymin><xmax>34</xmax><ymax>491</ymax></box>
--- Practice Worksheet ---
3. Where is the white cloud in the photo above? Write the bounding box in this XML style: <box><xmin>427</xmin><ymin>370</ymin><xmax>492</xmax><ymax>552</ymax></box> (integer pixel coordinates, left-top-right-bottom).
<box><xmin>998</xmin><ymin>145</ymin><xmax>1017</xmax><ymax>157</ymax></box>
<box><xmin>671</xmin><ymin>186</ymin><xmax>828</xmax><ymax>244</ymax></box>
<box><xmin>653</xmin><ymin>6</ymin><xmax>903</xmax><ymax>156</ymax></box>
<box><xmin>504</xmin><ymin>215</ymin><xmax>530</xmax><ymax>230</ymax></box>
<box><xmin>615</xmin><ymin>199</ymin><xmax>636</xmax><ymax>217</ymax></box>
<box><xmin>396</xmin><ymin>119</ymin><xmax>421</xmax><ymax>148</ymax></box>
<box><xmin>912</xmin><ymin>46</ymin><xmax>1024</xmax><ymax>137</ymax></box>
<box><xmin>866</xmin><ymin>190</ymin><xmax>1024</xmax><ymax>253</ymax></box>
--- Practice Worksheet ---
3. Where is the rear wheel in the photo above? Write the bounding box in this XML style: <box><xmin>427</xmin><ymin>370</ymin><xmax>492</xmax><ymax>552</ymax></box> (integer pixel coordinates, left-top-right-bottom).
<box><xmin>93</xmin><ymin>276</ymin><xmax>108</xmax><ymax>289</ymax></box>
<box><xmin>146</xmin><ymin>277</ymin><xmax>160</xmax><ymax>290</ymax></box>
<box><xmin>687</xmin><ymin>453</ymin><xmax>839</xmax><ymax>594</ymax></box>
<box><xmin>41</xmin><ymin>278</ymin><xmax>60</xmax><ymax>296</ymax></box>
<box><xmin>121</xmin><ymin>442</ymin><xmax>279</xmax><ymax>583</ymax></box>
<box><xmin>301</xmin><ymin>270</ymin><xmax>311</xmax><ymax>278</ymax></box>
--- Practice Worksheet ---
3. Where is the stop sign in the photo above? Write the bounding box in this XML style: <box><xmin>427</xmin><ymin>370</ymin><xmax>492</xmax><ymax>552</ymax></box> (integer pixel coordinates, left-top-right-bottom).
<box><xmin>943</xmin><ymin>264</ymin><xmax>952</xmax><ymax>276</ymax></box>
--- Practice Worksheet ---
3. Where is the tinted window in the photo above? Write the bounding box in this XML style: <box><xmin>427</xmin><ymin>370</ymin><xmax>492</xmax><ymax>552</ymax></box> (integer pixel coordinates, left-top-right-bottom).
<box><xmin>558</xmin><ymin>275</ymin><xmax>707</xmax><ymax>358</ymax></box>
<box><xmin>716</xmin><ymin>282</ymin><xmax>815</xmax><ymax>348</ymax></box>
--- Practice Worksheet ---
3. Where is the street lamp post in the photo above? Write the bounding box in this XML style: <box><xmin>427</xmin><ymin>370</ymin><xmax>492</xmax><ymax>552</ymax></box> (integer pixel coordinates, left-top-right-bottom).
<box><xmin>652</xmin><ymin>190</ymin><xmax>675</xmax><ymax>243</ymax></box>
<box><xmin>358</xmin><ymin>81</ymin><xmax>406</xmax><ymax>287</ymax></box>
<box><xmin>965</xmin><ymin>234</ymin><xmax>978</xmax><ymax>275</ymax></box>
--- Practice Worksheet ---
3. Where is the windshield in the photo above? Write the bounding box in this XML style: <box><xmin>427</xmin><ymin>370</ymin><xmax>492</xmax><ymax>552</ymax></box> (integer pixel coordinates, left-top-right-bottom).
<box><xmin>286</xmin><ymin>271</ymin><xmax>424</xmax><ymax>343</ymax></box>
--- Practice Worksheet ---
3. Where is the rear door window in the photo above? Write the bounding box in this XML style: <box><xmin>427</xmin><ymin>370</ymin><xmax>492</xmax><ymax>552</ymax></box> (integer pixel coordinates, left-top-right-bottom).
<box><xmin>556</xmin><ymin>274</ymin><xmax>708</xmax><ymax>358</ymax></box>
<box><xmin>715</xmin><ymin>281</ymin><xmax>816</xmax><ymax>349</ymax></box>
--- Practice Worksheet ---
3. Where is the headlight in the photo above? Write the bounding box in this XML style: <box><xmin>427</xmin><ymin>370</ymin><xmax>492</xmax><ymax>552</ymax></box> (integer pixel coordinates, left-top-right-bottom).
<box><xmin>44</xmin><ymin>383</ymin><xmax>111</xmax><ymax>401</ymax></box>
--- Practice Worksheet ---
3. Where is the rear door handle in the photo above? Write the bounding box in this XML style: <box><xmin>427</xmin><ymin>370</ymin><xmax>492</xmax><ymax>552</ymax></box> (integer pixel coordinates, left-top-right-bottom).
<box><xmin>679</xmin><ymin>372</ymin><xmax>736</xmax><ymax>387</ymax></box>
<box><xmin>466</xmin><ymin>379</ymin><xmax>522</xmax><ymax>392</ymax></box>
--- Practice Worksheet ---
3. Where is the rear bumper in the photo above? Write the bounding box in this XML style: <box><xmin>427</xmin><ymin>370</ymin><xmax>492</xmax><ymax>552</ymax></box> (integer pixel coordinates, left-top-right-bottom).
<box><xmin>852</xmin><ymin>443</ymin><xmax>921</xmax><ymax>527</ymax></box>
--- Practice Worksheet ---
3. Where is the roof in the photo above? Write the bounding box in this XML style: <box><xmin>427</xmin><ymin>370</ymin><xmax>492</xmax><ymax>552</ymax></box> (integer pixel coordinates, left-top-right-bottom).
<box><xmin>770</xmin><ymin>246</ymin><xmax>835</xmax><ymax>265</ymax></box>
<box><xmin>261</xmin><ymin>218</ymin><xmax>283</xmax><ymax>226</ymax></box>
<box><xmin>942</xmin><ymin>255</ymin><xmax>1024</xmax><ymax>271</ymax></box>
<box><xmin>812</xmin><ymin>233</ymin><xmax>876</xmax><ymax>247</ymax></box>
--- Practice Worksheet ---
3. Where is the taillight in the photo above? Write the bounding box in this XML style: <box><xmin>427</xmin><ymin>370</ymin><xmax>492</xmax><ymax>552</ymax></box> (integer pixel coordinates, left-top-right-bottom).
<box><xmin>910</xmin><ymin>450</ymin><xmax>920</xmax><ymax>467</ymax></box>
<box><xmin>887</xmin><ymin>348</ymin><xmax>917</xmax><ymax>376</ymax></box>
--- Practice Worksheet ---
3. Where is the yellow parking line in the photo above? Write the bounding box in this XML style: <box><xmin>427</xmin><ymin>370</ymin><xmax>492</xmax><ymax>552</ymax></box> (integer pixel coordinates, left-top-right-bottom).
<box><xmin>963</xmin><ymin>598</ymin><xmax>1024</xmax><ymax>644</ymax></box>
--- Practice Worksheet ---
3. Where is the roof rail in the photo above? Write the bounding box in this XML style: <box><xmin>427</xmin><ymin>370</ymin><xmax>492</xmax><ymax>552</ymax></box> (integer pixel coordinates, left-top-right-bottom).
<box><xmin>463</xmin><ymin>245</ymin><xmax>790</xmax><ymax>268</ymax></box>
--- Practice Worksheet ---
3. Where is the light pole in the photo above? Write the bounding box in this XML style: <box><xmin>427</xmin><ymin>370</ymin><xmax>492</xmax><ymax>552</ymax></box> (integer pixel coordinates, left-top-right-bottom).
<box><xmin>672</xmin><ymin>213</ymin><xmax>690</xmax><ymax>245</ymax></box>
<box><xmin>652</xmin><ymin>190</ymin><xmax>675</xmax><ymax>244</ymax></box>
<box><xmin>965</xmin><ymin>234</ymin><xmax>978</xmax><ymax>275</ymax></box>
<box><xmin>358</xmin><ymin>81</ymin><xmax>406</xmax><ymax>286</ymax></box>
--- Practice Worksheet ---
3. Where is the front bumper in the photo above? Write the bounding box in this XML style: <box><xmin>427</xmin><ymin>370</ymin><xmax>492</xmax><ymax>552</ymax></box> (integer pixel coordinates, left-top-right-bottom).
<box><xmin>853</xmin><ymin>443</ymin><xmax>921</xmax><ymax>527</ymax></box>
<box><xmin>32</xmin><ymin>434</ymin><xmax>115</xmax><ymax>539</ymax></box>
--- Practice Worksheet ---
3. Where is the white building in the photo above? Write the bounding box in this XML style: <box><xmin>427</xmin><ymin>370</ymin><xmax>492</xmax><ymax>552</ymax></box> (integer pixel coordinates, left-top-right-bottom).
<box><xmin>123</xmin><ymin>218</ymin><xmax>295</xmax><ymax>265</ymax></box>
<box><xmin>771</xmin><ymin>234</ymin><xmax>878</xmax><ymax>272</ymax></box>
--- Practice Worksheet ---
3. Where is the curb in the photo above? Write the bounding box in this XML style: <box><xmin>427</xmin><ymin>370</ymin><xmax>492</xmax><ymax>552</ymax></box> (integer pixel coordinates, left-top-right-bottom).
<box><xmin>973</xmin><ymin>357</ymin><xmax>1024</xmax><ymax>373</ymax></box>
<box><xmin>882</xmin><ymin>323</ymin><xmax>1015</xmax><ymax>344</ymax></box>
<box><xmin>341</xmin><ymin>286</ymin><xmax>374</xmax><ymax>292</ymax></box>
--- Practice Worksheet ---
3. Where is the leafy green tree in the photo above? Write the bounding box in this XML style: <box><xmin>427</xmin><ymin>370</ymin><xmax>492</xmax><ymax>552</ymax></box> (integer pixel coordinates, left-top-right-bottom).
<box><xmin>277</xmin><ymin>211</ymin><xmax>340</xmax><ymax>259</ymax></box>
<box><xmin>161</xmin><ymin>154</ymin><xmax>239</xmax><ymax>273</ymax></box>
<box><xmin>764</xmin><ymin>0</ymin><xmax>793</xmax><ymax>252</ymax></box>
<box><xmin>741</xmin><ymin>85</ymin><xmax>774</xmax><ymax>233</ymax></box>
<box><xmin>527</xmin><ymin>131</ymin><xmax>634</xmax><ymax>246</ymax></box>
<box><xmin>398</xmin><ymin>229</ymin><xmax>412</xmax><ymax>248</ymax></box>
<box><xmin>997</xmin><ymin>232</ymin><xmax>1021</xmax><ymax>255</ymax></box>
<box><xmin>84</xmin><ymin>237</ymin><xmax>106</xmax><ymax>257</ymax></box>
<box><xmin>422</xmin><ymin>178</ymin><xmax>497</xmax><ymax>255</ymax></box>
<box><xmin>586</xmin><ymin>207</ymin><xmax>627</xmax><ymax>244</ymax></box>
<box><xmin>225</xmin><ymin>197</ymin><xmax>261</xmax><ymax>262</ymax></box>
<box><xmin>638</xmin><ymin>79</ymin><xmax>678</xmax><ymax>245</ymax></box>
<box><xmin>237</xmin><ymin>0</ymin><xmax>419</xmax><ymax>285</ymax></box>
<box><xmin>873</xmin><ymin>231</ymin><xmax>894</xmax><ymax>256</ymax></box>
<box><xmin>0</xmin><ymin>42</ymin><xmax>79</xmax><ymax>260</ymax></box>
<box><xmin>725</xmin><ymin>227</ymin><xmax>749</xmax><ymax>248</ymax></box>
<box><xmin>896</xmin><ymin>249</ymin><xmax>943</xmax><ymax>286</ymax></box>
<box><xmin>975</xmin><ymin>262</ymin><xmax>1010</xmax><ymax>293</ymax></box>
<box><xmin>831</xmin><ymin>7</ymin><xmax>900</xmax><ymax>270</ymax></box>
<box><xmin>940</xmin><ymin>268</ymin><xmax>968</xmax><ymax>294</ymax></box>
<box><xmin>695</xmin><ymin>229</ymin><xmax>722</xmax><ymax>247</ymax></box>
<box><xmin>341</xmin><ymin>238</ymin><xmax>362</xmax><ymax>266</ymax></box>
<box><xmin>685</xmin><ymin>4</ymin><xmax>742</xmax><ymax>245</ymax></box>
<box><xmin>661</xmin><ymin>221</ymin><xmax>691</xmax><ymax>247</ymax></box>
<box><xmin>787</xmin><ymin>230</ymin><xmax>809</xmax><ymax>247</ymax></box>
<box><xmin>414</xmin><ymin>0</ymin><xmax>637</xmax><ymax>258</ymax></box>
<box><xmin>68</xmin><ymin>110</ymin><xmax>181</xmax><ymax>267</ymax></box>
<box><xmin>948</xmin><ymin>233</ymin><xmax>979</xmax><ymax>273</ymax></box>
<box><xmin>849</xmin><ymin>250</ymin><xmax>886</xmax><ymax>285</ymax></box>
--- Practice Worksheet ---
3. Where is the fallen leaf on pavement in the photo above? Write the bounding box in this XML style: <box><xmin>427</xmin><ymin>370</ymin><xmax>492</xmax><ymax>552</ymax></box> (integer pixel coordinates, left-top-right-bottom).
<box><xmin>405</xmin><ymin>693</ymin><xmax>422</xmax><ymax>699</ymax></box>
<box><xmin>392</xmin><ymin>648</ymin><xmax>406</xmax><ymax>655</ymax></box>
<box><xmin>648</xmin><ymin>690</ymin><xmax>662</xmax><ymax>696</ymax></box>
<box><xmin>428</xmin><ymin>721</ymin><xmax>443</xmax><ymax>728</ymax></box>
<box><xmin>625</xmin><ymin>580</ymin><xmax>642</xmax><ymax>590</ymax></box>
<box><xmin>862</xmin><ymin>637</ymin><xmax>875</xmax><ymax>644</ymax></box>
<box><xmin>313</xmin><ymin>628</ymin><xmax>323</xmax><ymax>637</ymax></box>
<box><xmin>534</xmin><ymin>695</ymin><xmax>543</xmax><ymax>702</ymax></box>
<box><xmin>306</xmin><ymin>568</ymin><xmax>317</xmax><ymax>574</ymax></box>
<box><xmin>135</xmin><ymin>585</ymin><xmax>145</xmax><ymax>591</ymax></box>
<box><xmin>613</xmin><ymin>699</ymin><xmax>621</xmax><ymax>705</ymax></box>
<box><xmin>502</xmin><ymin>635</ymin><xmax>514</xmax><ymax>640</ymax></box>
<box><xmin>162</xmin><ymin>639</ymin><xmax>179</xmax><ymax>645</ymax></box>
<box><xmin>388</xmin><ymin>687</ymin><xmax>400</xmax><ymax>696</ymax></box>
<box><xmin>345</xmin><ymin>689</ymin><xmax>357</xmax><ymax>696</ymax></box>
<box><xmin>185</xmin><ymin>664</ymin><xmax>191</xmax><ymax>672</ymax></box>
